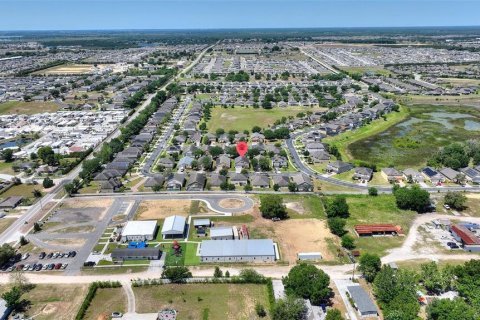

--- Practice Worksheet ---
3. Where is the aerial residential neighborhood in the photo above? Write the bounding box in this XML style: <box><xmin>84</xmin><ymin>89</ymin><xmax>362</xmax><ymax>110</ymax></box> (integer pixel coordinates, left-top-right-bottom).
<box><xmin>0</xmin><ymin>2</ymin><xmax>480</xmax><ymax>320</ymax></box>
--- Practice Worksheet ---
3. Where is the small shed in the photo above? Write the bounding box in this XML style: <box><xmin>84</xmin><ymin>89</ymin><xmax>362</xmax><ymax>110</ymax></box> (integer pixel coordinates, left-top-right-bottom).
<box><xmin>347</xmin><ymin>285</ymin><xmax>379</xmax><ymax>317</ymax></box>
<box><xmin>193</xmin><ymin>218</ymin><xmax>211</xmax><ymax>229</ymax></box>
<box><xmin>298</xmin><ymin>252</ymin><xmax>322</xmax><ymax>261</ymax></box>
<box><xmin>210</xmin><ymin>226</ymin><xmax>234</xmax><ymax>240</ymax></box>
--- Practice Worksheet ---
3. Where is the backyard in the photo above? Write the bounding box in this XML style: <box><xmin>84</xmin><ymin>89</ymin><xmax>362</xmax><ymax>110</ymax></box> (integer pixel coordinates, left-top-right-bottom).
<box><xmin>133</xmin><ymin>283</ymin><xmax>271</xmax><ymax>320</ymax></box>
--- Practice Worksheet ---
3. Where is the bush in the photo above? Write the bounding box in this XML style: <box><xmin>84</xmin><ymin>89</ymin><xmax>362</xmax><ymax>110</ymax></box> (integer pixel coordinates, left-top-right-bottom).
<box><xmin>341</xmin><ymin>234</ymin><xmax>355</xmax><ymax>250</ymax></box>
<box><xmin>444</xmin><ymin>192</ymin><xmax>467</xmax><ymax>210</ymax></box>
<box><xmin>161</xmin><ymin>266</ymin><xmax>192</xmax><ymax>283</ymax></box>
<box><xmin>327</xmin><ymin>217</ymin><xmax>346</xmax><ymax>236</ymax></box>
<box><xmin>368</xmin><ymin>187</ymin><xmax>378</xmax><ymax>196</ymax></box>
<box><xmin>255</xmin><ymin>303</ymin><xmax>267</xmax><ymax>317</ymax></box>
<box><xmin>325</xmin><ymin>196</ymin><xmax>349</xmax><ymax>218</ymax></box>
<box><xmin>259</xmin><ymin>195</ymin><xmax>288</xmax><ymax>220</ymax></box>
<box><xmin>75</xmin><ymin>281</ymin><xmax>121</xmax><ymax>320</ymax></box>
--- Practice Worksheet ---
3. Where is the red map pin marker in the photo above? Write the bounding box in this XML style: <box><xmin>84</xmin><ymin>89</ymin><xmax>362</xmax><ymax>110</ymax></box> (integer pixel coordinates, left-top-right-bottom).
<box><xmin>236</xmin><ymin>141</ymin><xmax>248</xmax><ymax>157</ymax></box>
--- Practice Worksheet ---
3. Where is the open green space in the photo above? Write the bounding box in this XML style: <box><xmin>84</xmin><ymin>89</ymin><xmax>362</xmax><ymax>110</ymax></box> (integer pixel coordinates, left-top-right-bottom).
<box><xmin>133</xmin><ymin>283</ymin><xmax>270</xmax><ymax>319</ymax></box>
<box><xmin>84</xmin><ymin>287</ymin><xmax>127</xmax><ymax>320</ymax></box>
<box><xmin>207</xmin><ymin>106</ymin><xmax>323</xmax><ymax>133</ymax></box>
<box><xmin>281</xmin><ymin>194</ymin><xmax>325</xmax><ymax>219</ymax></box>
<box><xmin>0</xmin><ymin>218</ymin><xmax>15</xmax><ymax>234</ymax></box>
<box><xmin>397</xmin><ymin>93</ymin><xmax>480</xmax><ymax>106</ymax></box>
<box><xmin>339</xmin><ymin>66</ymin><xmax>393</xmax><ymax>76</ymax></box>
<box><xmin>0</xmin><ymin>161</ymin><xmax>15</xmax><ymax>175</ymax></box>
<box><xmin>164</xmin><ymin>242</ymin><xmax>200</xmax><ymax>266</ymax></box>
<box><xmin>1</xmin><ymin>183</ymin><xmax>42</xmax><ymax>202</ymax></box>
<box><xmin>339</xmin><ymin>194</ymin><xmax>417</xmax><ymax>257</ymax></box>
<box><xmin>326</xmin><ymin>104</ymin><xmax>480</xmax><ymax>169</ymax></box>
<box><xmin>0</xmin><ymin>101</ymin><xmax>61</xmax><ymax>115</ymax></box>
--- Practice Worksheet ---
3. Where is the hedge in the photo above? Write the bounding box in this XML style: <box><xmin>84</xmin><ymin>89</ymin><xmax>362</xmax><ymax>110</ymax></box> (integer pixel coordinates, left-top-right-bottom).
<box><xmin>75</xmin><ymin>281</ymin><xmax>121</xmax><ymax>320</ymax></box>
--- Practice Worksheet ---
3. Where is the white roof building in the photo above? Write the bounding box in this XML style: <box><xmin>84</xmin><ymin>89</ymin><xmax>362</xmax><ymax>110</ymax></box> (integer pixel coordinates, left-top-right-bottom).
<box><xmin>121</xmin><ymin>220</ymin><xmax>158</xmax><ymax>242</ymax></box>
<box><xmin>161</xmin><ymin>215</ymin><xmax>186</xmax><ymax>239</ymax></box>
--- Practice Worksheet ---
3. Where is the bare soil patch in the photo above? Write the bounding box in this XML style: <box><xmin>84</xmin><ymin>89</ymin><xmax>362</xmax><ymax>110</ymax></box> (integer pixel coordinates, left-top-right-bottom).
<box><xmin>135</xmin><ymin>200</ymin><xmax>191</xmax><ymax>220</ymax></box>
<box><xmin>44</xmin><ymin>238</ymin><xmax>87</xmax><ymax>248</ymax></box>
<box><xmin>218</xmin><ymin>198</ymin><xmax>245</xmax><ymax>209</ymax></box>
<box><xmin>61</xmin><ymin>198</ymin><xmax>113</xmax><ymax>209</ymax></box>
<box><xmin>284</xmin><ymin>201</ymin><xmax>306</xmax><ymax>214</ymax></box>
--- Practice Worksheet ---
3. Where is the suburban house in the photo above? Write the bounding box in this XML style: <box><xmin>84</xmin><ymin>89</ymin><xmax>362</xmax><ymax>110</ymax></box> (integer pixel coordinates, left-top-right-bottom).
<box><xmin>402</xmin><ymin>168</ymin><xmax>424</xmax><ymax>183</ymax></box>
<box><xmin>291</xmin><ymin>173</ymin><xmax>313</xmax><ymax>191</ymax></box>
<box><xmin>460</xmin><ymin>167</ymin><xmax>480</xmax><ymax>184</ymax></box>
<box><xmin>250</xmin><ymin>174</ymin><xmax>270</xmax><ymax>188</ymax></box>
<box><xmin>353</xmin><ymin>167</ymin><xmax>373</xmax><ymax>181</ymax></box>
<box><xmin>209</xmin><ymin>173</ymin><xmax>227</xmax><ymax>187</ymax></box>
<box><xmin>229</xmin><ymin>173</ymin><xmax>249</xmax><ymax>186</ymax></box>
<box><xmin>381</xmin><ymin>168</ymin><xmax>403</xmax><ymax>183</ymax></box>
<box><xmin>144</xmin><ymin>175</ymin><xmax>165</xmax><ymax>189</ymax></box>
<box><xmin>439</xmin><ymin>167</ymin><xmax>463</xmax><ymax>183</ymax></box>
<box><xmin>271</xmin><ymin>174</ymin><xmax>290</xmax><ymax>188</ymax></box>
<box><xmin>326</xmin><ymin>161</ymin><xmax>354</xmax><ymax>174</ymax></box>
<box><xmin>100</xmin><ymin>178</ymin><xmax>122</xmax><ymax>192</ymax></box>
<box><xmin>199</xmin><ymin>239</ymin><xmax>276</xmax><ymax>263</ymax></box>
<box><xmin>216</xmin><ymin>154</ymin><xmax>231</xmax><ymax>169</ymax></box>
<box><xmin>234</xmin><ymin>156</ymin><xmax>250</xmax><ymax>170</ymax></box>
<box><xmin>272</xmin><ymin>155</ymin><xmax>288</xmax><ymax>169</ymax></box>
<box><xmin>157</xmin><ymin>158</ymin><xmax>175</xmax><ymax>169</ymax></box>
<box><xmin>310</xmin><ymin>150</ymin><xmax>330</xmax><ymax>163</ymax></box>
<box><xmin>166</xmin><ymin>173</ymin><xmax>186</xmax><ymax>191</ymax></box>
<box><xmin>422</xmin><ymin>167</ymin><xmax>444</xmax><ymax>185</ymax></box>
<box><xmin>186</xmin><ymin>172</ymin><xmax>206</xmax><ymax>191</ymax></box>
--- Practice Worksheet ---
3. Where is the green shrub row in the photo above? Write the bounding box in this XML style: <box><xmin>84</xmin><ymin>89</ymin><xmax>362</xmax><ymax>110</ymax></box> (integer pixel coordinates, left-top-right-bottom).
<box><xmin>75</xmin><ymin>281</ymin><xmax>122</xmax><ymax>320</ymax></box>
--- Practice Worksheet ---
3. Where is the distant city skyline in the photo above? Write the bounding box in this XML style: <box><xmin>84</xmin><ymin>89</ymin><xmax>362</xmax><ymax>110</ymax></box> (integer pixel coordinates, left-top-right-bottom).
<box><xmin>1</xmin><ymin>0</ymin><xmax>480</xmax><ymax>31</ymax></box>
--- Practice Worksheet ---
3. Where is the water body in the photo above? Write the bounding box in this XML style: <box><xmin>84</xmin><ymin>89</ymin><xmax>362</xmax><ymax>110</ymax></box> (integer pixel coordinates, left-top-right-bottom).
<box><xmin>0</xmin><ymin>138</ymin><xmax>32</xmax><ymax>150</ymax></box>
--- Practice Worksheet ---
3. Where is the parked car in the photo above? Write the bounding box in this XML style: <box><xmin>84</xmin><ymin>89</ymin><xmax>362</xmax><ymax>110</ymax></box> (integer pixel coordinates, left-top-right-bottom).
<box><xmin>54</xmin><ymin>263</ymin><xmax>62</xmax><ymax>270</ymax></box>
<box><xmin>22</xmin><ymin>264</ymin><xmax>30</xmax><ymax>271</ymax></box>
<box><xmin>444</xmin><ymin>204</ymin><xmax>451</xmax><ymax>210</ymax></box>
<box><xmin>28</xmin><ymin>264</ymin><xmax>35</xmax><ymax>271</ymax></box>
<box><xmin>111</xmin><ymin>312</ymin><xmax>123</xmax><ymax>318</ymax></box>
<box><xmin>6</xmin><ymin>266</ymin><xmax>14</xmax><ymax>272</ymax></box>
<box><xmin>42</xmin><ymin>264</ymin><xmax>48</xmax><ymax>270</ymax></box>
<box><xmin>70</xmin><ymin>251</ymin><xmax>77</xmax><ymax>257</ymax></box>
<box><xmin>47</xmin><ymin>263</ymin><xmax>55</xmax><ymax>270</ymax></box>
<box><xmin>35</xmin><ymin>264</ymin><xmax>42</xmax><ymax>271</ymax></box>
<box><xmin>16</xmin><ymin>264</ymin><xmax>24</xmax><ymax>271</ymax></box>
<box><xmin>21</xmin><ymin>253</ymin><xmax>29</xmax><ymax>260</ymax></box>
<box><xmin>38</xmin><ymin>252</ymin><xmax>46</xmax><ymax>259</ymax></box>
<box><xmin>47</xmin><ymin>252</ymin><xmax>53</xmax><ymax>259</ymax></box>
<box><xmin>52</xmin><ymin>252</ymin><xmax>59</xmax><ymax>259</ymax></box>
<box><xmin>61</xmin><ymin>263</ymin><xmax>68</xmax><ymax>270</ymax></box>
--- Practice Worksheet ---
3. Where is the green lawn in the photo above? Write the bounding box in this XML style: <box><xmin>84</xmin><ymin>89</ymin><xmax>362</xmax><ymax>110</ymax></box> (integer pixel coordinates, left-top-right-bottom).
<box><xmin>339</xmin><ymin>194</ymin><xmax>418</xmax><ymax>257</ymax></box>
<box><xmin>0</xmin><ymin>101</ymin><xmax>61</xmax><ymax>115</ymax></box>
<box><xmin>133</xmin><ymin>283</ymin><xmax>271</xmax><ymax>319</ymax></box>
<box><xmin>207</xmin><ymin>106</ymin><xmax>323</xmax><ymax>133</ymax></box>
<box><xmin>0</xmin><ymin>218</ymin><xmax>15</xmax><ymax>234</ymax></box>
<box><xmin>281</xmin><ymin>194</ymin><xmax>325</xmax><ymax>219</ymax></box>
<box><xmin>339</xmin><ymin>66</ymin><xmax>393</xmax><ymax>76</ymax></box>
<box><xmin>84</xmin><ymin>287</ymin><xmax>127</xmax><ymax>320</ymax></box>
<box><xmin>164</xmin><ymin>242</ymin><xmax>200</xmax><ymax>266</ymax></box>
<box><xmin>1</xmin><ymin>183</ymin><xmax>42</xmax><ymax>202</ymax></box>
<box><xmin>0</xmin><ymin>161</ymin><xmax>15</xmax><ymax>175</ymax></box>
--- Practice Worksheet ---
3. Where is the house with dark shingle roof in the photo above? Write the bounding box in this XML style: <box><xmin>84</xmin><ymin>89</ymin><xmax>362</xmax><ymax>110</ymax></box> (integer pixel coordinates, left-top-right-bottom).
<box><xmin>250</xmin><ymin>174</ymin><xmax>270</xmax><ymax>188</ymax></box>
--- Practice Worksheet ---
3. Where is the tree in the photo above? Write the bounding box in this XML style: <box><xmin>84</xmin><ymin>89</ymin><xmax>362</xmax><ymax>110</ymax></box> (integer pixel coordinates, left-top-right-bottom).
<box><xmin>208</xmin><ymin>146</ymin><xmax>223</xmax><ymax>158</ymax></box>
<box><xmin>259</xmin><ymin>195</ymin><xmax>288</xmax><ymax>220</ymax></box>
<box><xmin>152</xmin><ymin>184</ymin><xmax>162</xmax><ymax>192</ymax></box>
<box><xmin>444</xmin><ymin>192</ymin><xmax>467</xmax><ymax>211</ymax></box>
<box><xmin>1</xmin><ymin>286</ymin><xmax>21</xmax><ymax>308</ymax></box>
<box><xmin>421</xmin><ymin>262</ymin><xmax>454</xmax><ymax>295</ymax></box>
<box><xmin>368</xmin><ymin>187</ymin><xmax>378</xmax><ymax>196</ymax></box>
<box><xmin>32</xmin><ymin>189</ymin><xmax>42</xmax><ymax>199</ymax></box>
<box><xmin>327</xmin><ymin>217</ymin><xmax>346</xmax><ymax>236</ymax></box>
<box><xmin>213</xmin><ymin>266</ymin><xmax>223</xmax><ymax>278</ymax></box>
<box><xmin>273</xmin><ymin>184</ymin><xmax>280</xmax><ymax>191</ymax></box>
<box><xmin>19</xmin><ymin>236</ymin><xmax>28</xmax><ymax>246</ymax></box>
<box><xmin>252</xmin><ymin>126</ymin><xmax>262</xmax><ymax>133</ymax></box>
<box><xmin>37</xmin><ymin>146</ymin><xmax>55</xmax><ymax>164</ymax></box>
<box><xmin>325</xmin><ymin>196</ymin><xmax>349</xmax><ymax>218</ymax></box>
<box><xmin>244</xmin><ymin>184</ymin><xmax>253</xmax><ymax>192</ymax></box>
<box><xmin>0</xmin><ymin>244</ymin><xmax>15</xmax><ymax>266</ymax></box>
<box><xmin>341</xmin><ymin>234</ymin><xmax>355</xmax><ymax>250</ymax></box>
<box><xmin>33</xmin><ymin>222</ymin><xmax>42</xmax><ymax>232</ymax></box>
<box><xmin>225</xmin><ymin>270</ymin><xmax>230</xmax><ymax>278</ymax></box>
<box><xmin>10</xmin><ymin>269</ymin><xmax>30</xmax><ymax>291</ymax></box>
<box><xmin>255</xmin><ymin>303</ymin><xmax>267</xmax><ymax>317</ymax></box>
<box><xmin>2</xmin><ymin>149</ymin><xmax>14</xmax><ymax>162</ymax></box>
<box><xmin>272</xmin><ymin>297</ymin><xmax>307</xmax><ymax>320</ymax></box>
<box><xmin>359</xmin><ymin>253</ymin><xmax>381</xmax><ymax>282</ymax></box>
<box><xmin>288</xmin><ymin>182</ymin><xmax>298</xmax><ymax>192</ymax></box>
<box><xmin>161</xmin><ymin>266</ymin><xmax>192</xmax><ymax>283</ymax></box>
<box><xmin>42</xmin><ymin>177</ymin><xmax>54</xmax><ymax>188</ymax></box>
<box><xmin>427</xmin><ymin>298</ymin><xmax>477</xmax><ymax>320</ymax></box>
<box><xmin>283</xmin><ymin>263</ymin><xmax>332</xmax><ymax>305</ymax></box>
<box><xmin>239</xmin><ymin>269</ymin><xmax>265</xmax><ymax>283</ymax></box>
<box><xmin>325</xmin><ymin>309</ymin><xmax>344</xmax><ymax>320</ymax></box>
<box><xmin>393</xmin><ymin>185</ymin><xmax>431</xmax><ymax>213</ymax></box>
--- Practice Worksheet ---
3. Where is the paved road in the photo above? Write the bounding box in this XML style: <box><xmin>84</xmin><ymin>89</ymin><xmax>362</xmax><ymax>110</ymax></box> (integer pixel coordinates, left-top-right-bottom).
<box><xmin>72</xmin><ymin>193</ymin><xmax>255</xmax><ymax>214</ymax></box>
<box><xmin>141</xmin><ymin>96</ymin><xmax>192</xmax><ymax>176</ymax></box>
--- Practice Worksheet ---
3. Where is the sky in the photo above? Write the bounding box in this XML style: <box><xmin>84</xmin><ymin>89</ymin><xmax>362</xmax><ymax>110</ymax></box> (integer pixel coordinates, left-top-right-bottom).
<box><xmin>1</xmin><ymin>0</ymin><xmax>480</xmax><ymax>31</ymax></box>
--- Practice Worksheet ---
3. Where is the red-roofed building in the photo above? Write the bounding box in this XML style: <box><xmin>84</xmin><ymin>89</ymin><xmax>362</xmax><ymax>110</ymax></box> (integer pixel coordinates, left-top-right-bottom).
<box><xmin>450</xmin><ymin>224</ymin><xmax>480</xmax><ymax>252</ymax></box>
<box><xmin>354</xmin><ymin>224</ymin><xmax>403</xmax><ymax>237</ymax></box>
<box><xmin>68</xmin><ymin>146</ymin><xmax>85</xmax><ymax>154</ymax></box>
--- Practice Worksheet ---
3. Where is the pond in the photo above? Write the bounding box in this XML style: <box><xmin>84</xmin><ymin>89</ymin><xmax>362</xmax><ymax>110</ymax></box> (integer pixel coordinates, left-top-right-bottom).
<box><xmin>348</xmin><ymin>106</ymin><xmax>480</xmax><ymax>168</ymax></box>
<box><xmin>0</xmin><ymin>138</ymin><xmax>33</xmax><ymax>150</ymax></box>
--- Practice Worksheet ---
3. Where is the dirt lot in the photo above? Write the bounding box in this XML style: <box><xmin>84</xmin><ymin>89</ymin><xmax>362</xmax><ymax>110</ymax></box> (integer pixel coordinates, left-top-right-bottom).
<box><xmin>284</xmin><ymin>201</ymin><xmax>306</xmax><ymax>214</ymax></box>
<box><xmin>44</xmin><ymin>238</ymin><xmax>87</xmax><ymax>248</ymax></box>
<box><xmin>218</xmin><ymin>198</ymin><xmax>245</xmax><ymax>209</ymax></box>
<box><xmin>61</xmin><ymin>198</ymin><xmax>113</xmax><ymax>209</ymax></box>
<box><xmin>22</xmin><ymin>284</ymin><xmax>89</xmax><ymax>320</ymax></box>
<box><xmin>135</xmin><ymin>200</ymin><xmax>192</xmax><ymax>220</ymax></box>
<box><xmin>217</xmin><ymin>203</ymin><xmax>336</xmax><ymax>263</ymax></box>
<box><xmin>33</xmin><ymin>63</ymin><xmax>109</xmax><ymax>75</ymax></box>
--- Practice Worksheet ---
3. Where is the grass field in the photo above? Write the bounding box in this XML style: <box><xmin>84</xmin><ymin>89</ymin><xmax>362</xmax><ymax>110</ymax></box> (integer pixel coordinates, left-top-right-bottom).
<box><xmin>207</xmin><ymin>106</ymin><xmax>324</xmax><ymax>133</ymax></box>
<box><xmin>32</xmin><ymin>63</ymin><xmax>104</xmax><ymax>75</ymax></box>
<box><xmin>1</xmin><ymin>183</ymin><xmax>42</xmax><ymax>201</ymax></box>
<box><xmin>347</xmin><ymin>104</ymin><xmax>480</xmax><ymax>168</ymax></box>
<box><xmin>84</xmin><ymin>287</ymin><xmax>127</xmax><ymax>320</ymax></box>
<box><xmin>164</xmin><ymin>242</ymin><xmax>200</xmax><ymax>266</ymax></box>
<box><xmin>397</xmin><ymin>93</ymin><xmax>480</xmax><ymax>106</ymax></box>
<box><xmin>0</xmin><ymin>101</ymin><xmax>60</xmax><ymax>115</ymax></box>
<box><xmin>339</xmin><ymin>66</ymin><xmax>393</xmax><ymax>76</ymax></box>
<box><xmin>0</xmin><ymin>218</ymin><xmax>15</xmax><ymax>234</ymax></box>
<box><xmin>339</xmin><ymin>194</ymin><xmax>417</xmax><ymax>257</ymax></box>
<box><xmin>0</xmin><ymin>161</ymin><xmax>15</xmax><ymax>175</ymax></box>
<box><xmin>323</xmin><ymin>106</ymin><xmax>409</xmax><ymax>166</ymax></box>
<box><xmin>21</xmin><ymin>284</ymin><xmax>89</xmax><ymax>320</ymax></box>
<box><xmin>281</xmin><ymin>194</ymin><xmax>325</xmax><ymax>219</ymax></box>
<box><xmin>133</xmin><ymin>283</ymin><xmax>270</xmax><ymax>320</ymax></box>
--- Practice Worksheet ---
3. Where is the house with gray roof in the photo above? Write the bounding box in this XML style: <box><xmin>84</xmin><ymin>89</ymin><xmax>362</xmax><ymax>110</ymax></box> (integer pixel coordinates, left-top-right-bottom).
<box><xmin>216</xmin><ymin>154</ymin><xmax>231</xmax><ymax>169</ymax></box>
<box><xmin>234</xmin><ymin>156</ymin><xmax>250</xmax><ymax>170</ymax></box>
<box><xmin>161</xmin><ymin>215</ymin><xmax>186</xmax><ymax>239</ymax></box>
<box><xmin>402</xmin><ymin>168</ymin><xmax>424</xmax><ymax>183</ymax></box>
<box><xmin>353</xmin><ymin>167</ymin><xmax>373</xmax><ymax>181</ymax></box>
<box><xmin>186</xmin><ymin>172</ymin><xmax>206</xmax><ymax>191</ymax></box>
<box><xmin>272</xmin><ymin>174</ymin><xmax>290</xmax><ymax>188</ymax></box>
<box><xmin>291</xmin><ymin>173</ymin><xmax>313</xmax><ymax>191</ymax></box>
<box><xmin>144</xmin><ymin>175</ymin><xmax>164</xmax><ymax>188</ymax></box>
<box><xmin>229</xmin><ymin>173</ymin><xmax>248</xmax><ymax>186</ymax></box>
<box><xmin>209</xmin><ymin>173</ymin><xmax>227</xmax><ymax>187</ymax></box>
<box><xmin>381</xmin><ymin>167</ymin><xmax>403</xmax><ymax>182</ymax></box>
<box><xmin>460</xmin><ymin>167</ymin><xmax>480</xmax><ymax>184</ymax></box>
<box><xmin>272</xmin><ymin>155</ymin><xmax>288</xmax><ymax>169</ymax></box>
<box><xmin>310</xmin><ymin>151</ymin><xmax>330</xmax><ymax>163</ymax></box>
<box><xmin>439</xmin><ymin>167</ymin><xmax>462</xmax><ymax>183</ymax></box>
<box><xmin>210</xmin><ymin>226</ymin><xmax>234</xmax><ymax>240</ymax></box>
<box><xmin>251</xmin><ymin>174</ymin><xmax>270</xmax><ymax>188</ymax></box>
<box><xmin>347</xmin><ymin>285</ymin><xmax>379</xmax><ymax>317</ymax></box>
<box><xmin>166</xmin><ymin>173</ymin><xmax>185</xmax><ymax>191</ymax></box>
<box><xmin>158</xmin><ymin>157</ymin><xmax>175</xmax><ymax>169</ymax></box>
<box><xmin>326</xmin><ymin>161</ymin><xmax>354</xmax><ymax>174</ymax></box>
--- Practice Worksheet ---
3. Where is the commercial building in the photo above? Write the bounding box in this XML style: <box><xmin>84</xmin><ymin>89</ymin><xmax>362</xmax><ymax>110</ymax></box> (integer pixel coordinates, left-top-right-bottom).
<box><xmin>121</xmin><ymin>220</ymin><xmax>158</xmax><ymax>242</ymax></box>
<box><xmin>347</xmin><ymin>285</ymin><xmax>379</xmax><ymax>318</ymax></box>
<box><xmin>111</xmin><ymin>248</ymin><xmax>161</xmax><ymax>261</ymax></box>
<box><xmin>199</xmin><ymin>239</ymin><xmax>276</xmax><ymax>263</ymax></box>
<box><xmin>161</xmin><ymin>215</ymin><xmax>186</xmax><ymax>239</ymax></box>
<box><xmin>210</xmin><ymin>226</ymin><xmax>234</xmax><ymax>240</ymax></box>
<box><xmin>450</xmin><ymin>224</ymin><xmax>480</xmax><ymax>252</ymax></box>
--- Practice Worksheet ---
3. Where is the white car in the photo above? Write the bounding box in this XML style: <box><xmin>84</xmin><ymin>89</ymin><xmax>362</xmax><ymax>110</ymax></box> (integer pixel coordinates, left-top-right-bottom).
<box><xmin>111</xmin><ymin>312</ymin><xmax>123</xmax><ymax>318</ymax></box>
<box><xmin>443</xmin><ymin>204</ymin><xmax>451</xmax><ymax>210</ymax></box>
